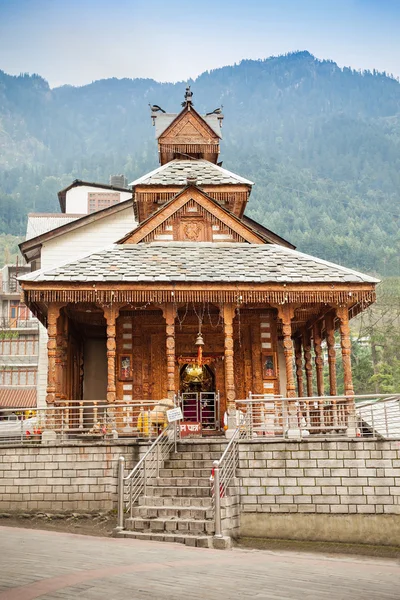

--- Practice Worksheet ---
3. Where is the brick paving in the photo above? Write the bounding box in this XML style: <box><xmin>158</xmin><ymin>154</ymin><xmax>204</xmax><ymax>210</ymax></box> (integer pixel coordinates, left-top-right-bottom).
<box><xmin>0</xmin><ymin>526</ymin><xmax>399</xmax><ymax>600</ymax></box>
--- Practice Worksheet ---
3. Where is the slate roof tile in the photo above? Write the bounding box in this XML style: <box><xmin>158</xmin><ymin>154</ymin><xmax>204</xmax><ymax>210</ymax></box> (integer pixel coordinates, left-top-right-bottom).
<box><xmin>20</xmin><ymin>242</ymin><xmax>379</xmax><ymax>286</ymax></box>
<box><xmin>130</xmin><ymin>160</ymin><xmax>253</xmax><ymax>187</ymax></box>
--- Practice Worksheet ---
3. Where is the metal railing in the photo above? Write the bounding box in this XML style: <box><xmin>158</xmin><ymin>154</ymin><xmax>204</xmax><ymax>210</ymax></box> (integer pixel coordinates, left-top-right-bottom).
<box><xmin>1</xmin><ymin>281</ymin><xmax>21</xmax><ymax>294</ymax></box>
<box><xmin>235</xmin><ymin>393</ymin><xmax>400</xmax><ymax>440</ymax></box>
<box><xmin>357</xmin><ymin>396</ymin><xmax>400</xmax><ymax>439</ymax></box>
<box><xmin>117</xmin><ymin>422</ymin><xmax>177</xmax><ymax>529</ymax></box>
<box><xmin>0</xmin><ymin>400</ymin><xmax>177</xmax><ymax>446</ymax></box>
<box><xmin>0</xmin><ymin>317</ymin><xmax>39</xmax><ymax>330</ymax></box>
<box><xmin>211</xmin><ymin>414</ymin><xmax>248</xmax><ymax>538</ymax></box>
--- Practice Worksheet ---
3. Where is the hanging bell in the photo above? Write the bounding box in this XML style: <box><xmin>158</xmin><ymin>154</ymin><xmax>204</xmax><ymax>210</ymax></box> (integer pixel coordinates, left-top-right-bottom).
<box><xmin>195</xmin><ymin>332</ymin><xmax>204</xmax><ymax>346</ymax></box>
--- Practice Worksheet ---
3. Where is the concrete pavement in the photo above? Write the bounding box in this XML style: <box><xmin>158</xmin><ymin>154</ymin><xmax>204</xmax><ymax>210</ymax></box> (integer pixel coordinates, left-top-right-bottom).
<box><xmin>0</xmin><ymin>526</ymin><xmax>399</xmax><ymax>599</ymax></box>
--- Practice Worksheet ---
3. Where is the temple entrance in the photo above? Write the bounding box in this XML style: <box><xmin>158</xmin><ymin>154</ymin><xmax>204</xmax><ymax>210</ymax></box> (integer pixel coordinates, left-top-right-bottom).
<box><xmin>178</xmin><ymin>364</ymin><xmax>220</xmax><ymax>430</ymax></box>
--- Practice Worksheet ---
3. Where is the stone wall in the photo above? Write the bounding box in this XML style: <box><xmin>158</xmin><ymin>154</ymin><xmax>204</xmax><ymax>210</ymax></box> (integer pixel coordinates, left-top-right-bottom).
<box><xmin>0</xmin><ymin>442</ymin><xmax>140</xmax><ymax>513</ymax></box>
<box><xmin>238</xmin><ymin>439</ymin><xmax>400</xmax><ymax>546</ymax></box>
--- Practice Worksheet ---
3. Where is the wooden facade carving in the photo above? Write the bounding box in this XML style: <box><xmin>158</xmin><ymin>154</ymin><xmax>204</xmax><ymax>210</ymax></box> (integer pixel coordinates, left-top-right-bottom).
<box><xmin>135</xmin><ymin>186</ymin><xmax>250</xmax><ymax>222</ymax></box>
<box><xmin>24</xmin><ymin>286</ymin><xmax>376</xmax><ymax>314</ymax></box>
<box><xmin>158</xmin><ymin>107</ymin><xmax>220</xmax><ymax>164</ymax></box>
<box><xmin>122</xmin><ymin>187</ymin><xmax>264</xmax><ymax>245</ymax></box>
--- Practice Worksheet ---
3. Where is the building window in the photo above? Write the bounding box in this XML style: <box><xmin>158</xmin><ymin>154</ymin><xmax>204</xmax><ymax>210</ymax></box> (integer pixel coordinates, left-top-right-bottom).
<box><xmin>87</xmin><ymin>192</ymin><xmax>120</xmax><ymax>214</ymax></box>
<box><xmin>0</xmin><ymin>369</ymin><xmax>37</xmax><ymax>386</ymax></box>
<box><xmin>8</xmin><ymin>301</ymin><xmax>29</xmax><ymax>326</ymax></box>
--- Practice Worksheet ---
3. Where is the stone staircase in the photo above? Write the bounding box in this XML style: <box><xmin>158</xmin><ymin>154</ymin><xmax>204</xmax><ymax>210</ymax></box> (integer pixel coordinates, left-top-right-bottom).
<box><xmin>117</xmin><ymin>440</ymin><xmax>239</xmax><ymax>548</ymax></box>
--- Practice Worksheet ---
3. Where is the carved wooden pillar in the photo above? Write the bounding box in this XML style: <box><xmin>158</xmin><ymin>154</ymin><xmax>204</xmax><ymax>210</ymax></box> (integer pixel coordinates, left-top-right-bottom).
<box><xmin>276</xmin><ymin>305</ymin><xmax>296</xmax><ymax>398</ymax></box>
<box><xmin>313</xmin><ymin>321</ymin><xmax>324</xmax><ymax>396</ymax></box>
<box><xmin>223</xmin><ymin>303</ymin><xmax>236</xmax><ymax>411</ymax></box>
<box><xmin>336</xmin><ymin>305</ymin><xmax>356</xmax><ymax>434</ymax></box>
<box><xmin>313</xmin><ymin>321</ymin><xmax>325</xmax><ymax>429</ymax></box>
<box><xmin>56</xmin><ymin>312</ymin><xmax>68</xmax><ymax>401</ymax></box>
<box><xmin>46</xmin><ymin>303</ymin><xmax>64</xmax><ymax>405</ymax></box>
<box><xmin>303</xmin><ymin>329</ymin><xmax>313</xmax><ymax>397</ymax></box>
<box><xmin>325</xmin><ymin>312</ymin><xmax>337</xmax><ymax>396</ymax></box>
<box><xmin>103</xmin><ymin>305</ymin><xmax>120</xmax><ymax>403</ymax></box>
<box><xmin>294</xmin><ymin>337</ymin><xmax>304</xmax><ymax>398</ymax></box>
<box><xmin>162</xmin><ymin>304</ymin><xmax>176</xmax><ymax>400</ymax></box>
<box><xmin>336</xmin><ymin>306</ymin><xmax>354</xmax><ymax>397</ymax></box>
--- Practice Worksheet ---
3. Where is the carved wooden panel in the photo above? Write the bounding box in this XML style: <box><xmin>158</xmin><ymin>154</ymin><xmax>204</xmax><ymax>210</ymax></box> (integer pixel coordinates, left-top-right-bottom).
<box><xmin>150</xmin><ymin>332</ymin><xmax>167</xmax><ymax>400</ymax></box>
<box><xmin>159</xmin><ymin>109</ymin><xmax>219</xmax><ymax>146</ymax></box>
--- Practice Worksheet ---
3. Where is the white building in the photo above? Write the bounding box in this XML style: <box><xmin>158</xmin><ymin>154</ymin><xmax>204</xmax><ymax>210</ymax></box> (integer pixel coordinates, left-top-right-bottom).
<box><xmin>21</xmin><ymin>194</ymin><xmax>137</xmax><ymax>408</ymax></box>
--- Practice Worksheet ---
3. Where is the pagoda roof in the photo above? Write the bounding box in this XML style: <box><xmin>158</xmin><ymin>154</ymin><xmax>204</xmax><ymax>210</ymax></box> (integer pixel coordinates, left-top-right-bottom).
<box><xmin>20</xmin><ymin>242</ymin><xmax>378</xmax><ymax>285</ymax></box>
<box><xmin>130</xmin><ymin>159</ymin><xmax>253</xmax><ymax>187</ymax></box>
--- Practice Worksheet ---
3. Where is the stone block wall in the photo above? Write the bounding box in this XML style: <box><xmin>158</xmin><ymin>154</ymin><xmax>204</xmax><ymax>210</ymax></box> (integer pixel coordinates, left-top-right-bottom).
<box><xmin>0</xmin><ymin>442</ymin><xmax>139</xmax><ymax>513</ymax></box>
<box><xmin>238</xmin><ymin>439</ymin><xmax>400</xmax><ymax>546</ymax></box>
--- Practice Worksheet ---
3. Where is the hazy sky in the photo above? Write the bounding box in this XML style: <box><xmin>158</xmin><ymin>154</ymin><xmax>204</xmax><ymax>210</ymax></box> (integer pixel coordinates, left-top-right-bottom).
<box><xmin>0</xmin><ymin>0</ymin><xmax>399</xmax><ymax>88</ymax></box>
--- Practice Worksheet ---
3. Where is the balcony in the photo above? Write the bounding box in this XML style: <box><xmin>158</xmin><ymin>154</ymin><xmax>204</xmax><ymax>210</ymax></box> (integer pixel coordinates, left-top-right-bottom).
<box><xmin>0</xmin><ymin>317</ymin><xmax>39</xmax><ymax>331</ymax></box>
<box><xmin>1</xmin><ymin>281</ymin><xmax>22</xmax><ymax>295</ymax></box>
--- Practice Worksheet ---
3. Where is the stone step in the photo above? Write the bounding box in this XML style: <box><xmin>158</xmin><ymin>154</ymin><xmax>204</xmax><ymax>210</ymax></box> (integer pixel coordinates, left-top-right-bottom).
<box><xmin>164</xmin><ymin>459</ymin><xmax>215</xmax><ymax>470</ymax></box>
<box><xmin>131</xmin><ymin>505</ymin><xmax>214</xmax><ymax>520</ymax></box>
<box><xmin>169</xmin><ymin>451</ymin><xmax>225</xmax><ymax>461</ymax></box>
<box><xmin>138</xmin><ymin>496</ymin><xmax>212</xmax><ymax>508</ymax></box>
<box><xmin>152</xmin><ymin>477</ymin><xmax>210</xmax><ymax>487</ymax></box>
<box><xmin>126</xmin><ymin>517</ymin><xmax>215</xmax><ymax>535</ymax></box>
<box><xmin>146</xmin><ymin>485</ymin><xmax>212</xmax><ymax>498</ymax></box>
<box><xmin>159</xmin><ymin>467</ymin><xmax>212</xmax><ymax>478</ymax></box>
<box><xmin>176</xmin><ymin>443</ymin><xmax>227</xmax><ymax>451</ymax></box>
<box><xmin>116</xmin><ymin>530</ymin><xmax>213</xmax><ymax>548</ymax></box>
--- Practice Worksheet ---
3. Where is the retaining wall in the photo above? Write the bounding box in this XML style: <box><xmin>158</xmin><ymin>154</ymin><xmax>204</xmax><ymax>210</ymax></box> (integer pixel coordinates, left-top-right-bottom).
<box><xmin>238</xmin><ymin>439</ymin><xmax>400</xmax><ymax>546</ymax></box>
<box><xmin>0</xmin><ymin>442</ymin><xmax>139</xmax><ymax>512</ymax></box>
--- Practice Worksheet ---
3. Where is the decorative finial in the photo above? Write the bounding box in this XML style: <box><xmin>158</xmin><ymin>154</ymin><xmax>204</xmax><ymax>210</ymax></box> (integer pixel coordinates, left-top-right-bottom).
<box><xmin>186</xmin><ymin>175</ymin><xmax>197</xmax><ymax>186</ymax></box>
<box><xmin>181</xmin><ymin>85</ymin><xmax>194</xmax><ymax>108</ymax></box>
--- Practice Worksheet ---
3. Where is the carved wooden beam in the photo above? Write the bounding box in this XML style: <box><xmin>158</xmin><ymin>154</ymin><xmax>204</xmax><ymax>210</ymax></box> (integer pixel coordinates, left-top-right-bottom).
<box><xmin>223</xmin><ymin>303</ymin><xmax>236</xmax><ymax>410</ymax></box>
<box><xmin>162</xmin><ymin>303</ymin><xmax>177</xmax><ymax>400</ymax></box>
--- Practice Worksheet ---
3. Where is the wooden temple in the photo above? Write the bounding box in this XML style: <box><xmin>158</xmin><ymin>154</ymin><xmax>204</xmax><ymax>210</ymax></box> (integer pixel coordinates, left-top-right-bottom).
<box><xmin>19</xmin><ymin>87</ymin><xmax>378</xmax><ymax>434</ymax></box>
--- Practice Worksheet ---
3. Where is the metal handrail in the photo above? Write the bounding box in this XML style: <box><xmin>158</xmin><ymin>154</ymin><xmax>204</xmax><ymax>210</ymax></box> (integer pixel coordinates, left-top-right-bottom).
<box><xmin>211</xmin><ymin>413</ymin><xmax>249</xmax><ymax>538</ymax></box>
<box><xmin>120</xmin><ymin>421</ymin><xmax>177</xmax><ymax>529</ymax></box>
<box><xmin>236</xmin><ymin>392</ymin><xmax>400</xmax><ymax>440</ymax></box>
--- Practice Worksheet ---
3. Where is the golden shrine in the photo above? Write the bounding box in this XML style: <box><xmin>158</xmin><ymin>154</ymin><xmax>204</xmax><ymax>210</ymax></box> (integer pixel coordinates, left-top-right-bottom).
<box><xmin>19</xmin><ymin>87</ymin><xmax>378</xmax><ymax>434</ymax></box>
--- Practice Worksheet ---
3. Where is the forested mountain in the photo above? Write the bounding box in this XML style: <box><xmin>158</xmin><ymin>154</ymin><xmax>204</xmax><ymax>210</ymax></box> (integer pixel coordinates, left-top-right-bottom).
<box><xmin>1</xmin><ymin>50</ymin><xmax>400</xmax><ymax>275</ymax></box>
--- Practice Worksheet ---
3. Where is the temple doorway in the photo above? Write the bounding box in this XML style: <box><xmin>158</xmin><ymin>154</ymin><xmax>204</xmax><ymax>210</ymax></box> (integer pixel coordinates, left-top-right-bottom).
<box><xmin>178</xmin><ymin>364</ymin><xmax>220</xmax><ymax>430</ymax></box>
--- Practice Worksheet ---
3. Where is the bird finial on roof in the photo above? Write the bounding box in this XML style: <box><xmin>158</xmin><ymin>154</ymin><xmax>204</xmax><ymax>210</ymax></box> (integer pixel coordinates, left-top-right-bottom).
<box><xmin>181</xmin><ymin>85</ymin><xmax>194</xmax><ymax>108</ymax></box>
